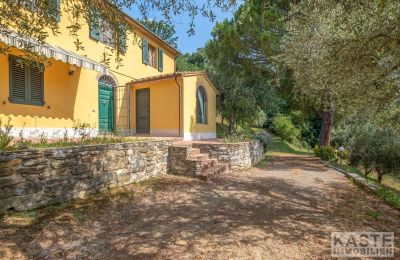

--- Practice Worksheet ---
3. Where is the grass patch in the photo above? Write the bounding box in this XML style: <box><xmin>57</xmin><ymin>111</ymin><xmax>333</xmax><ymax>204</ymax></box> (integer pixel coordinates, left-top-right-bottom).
<box><xmin>256</xmin><ymin>157</ymin><xmax>272</xmax><ymax>168</ymax></box>
<box><xmin>376</xmin><ymin>189</ymin><xmax>400</xmax><ymax>210</ymax></box>
<box><xmin>12</xmin><ymin>211</ymin><xmax>37</xmax><ymax>219</ymax></box>
<box><xmin>73</xmin><ymin>210</ymin><xmax>89</xmax><ymax>222</ymax></box>
<box><xmin>331</xmin><ymin>162</ymin><xmax>400</xmax><ymax>193</ymax></box>
<box><xmin>329</xmin><ymin>162</ymin><xmax>400</xmax><ymax>210</ymax></box>
<box><xmin>269</xmin><ymin>137</ymin><xmax>313</xmax><ymax>156</ymax></box>
<box><xmin>367</xmin><ymin>210</ymin><xmax>381</xmax><ymax>220</ymax></box>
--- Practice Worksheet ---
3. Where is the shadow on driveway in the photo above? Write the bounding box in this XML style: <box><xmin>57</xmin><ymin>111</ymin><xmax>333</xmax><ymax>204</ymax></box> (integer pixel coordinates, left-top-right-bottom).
<box><xmin>1</xmin><ymin>154</ymin><xmax>399</xmax><ymax>259</ymax></box>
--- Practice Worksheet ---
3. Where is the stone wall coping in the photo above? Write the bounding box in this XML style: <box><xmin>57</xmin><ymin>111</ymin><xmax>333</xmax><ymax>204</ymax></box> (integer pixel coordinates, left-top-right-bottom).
<box><xmin>0</xmin><ymin>140</ymin><xmax>173</xmax><ymax>155</ymax></box>
<box><xmin>192</xmin><ymin>140</ymin><xmax>259</xmax><ymax>145</ymax></box>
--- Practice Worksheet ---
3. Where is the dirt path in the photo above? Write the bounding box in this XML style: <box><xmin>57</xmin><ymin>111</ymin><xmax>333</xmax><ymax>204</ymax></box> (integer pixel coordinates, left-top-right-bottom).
<box><xmin>1</xmin><ymin>154</ymin><xmax>399</xmax><ymax>259</ymax></box>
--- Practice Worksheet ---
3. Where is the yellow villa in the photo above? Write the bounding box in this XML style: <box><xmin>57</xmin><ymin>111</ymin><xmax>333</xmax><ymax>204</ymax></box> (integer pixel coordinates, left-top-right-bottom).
<box><xmin>0</xmin><ymin>2</ymin><xmax>217</xmax><ymax>141</ymax></box>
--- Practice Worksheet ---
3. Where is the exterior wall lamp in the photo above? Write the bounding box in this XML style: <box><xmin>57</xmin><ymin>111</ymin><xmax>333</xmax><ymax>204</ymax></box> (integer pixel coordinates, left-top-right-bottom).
<box><xmin>68</xmin><ymin>65</ymin><xmax>77</xmax><ymax>75</ymax></box>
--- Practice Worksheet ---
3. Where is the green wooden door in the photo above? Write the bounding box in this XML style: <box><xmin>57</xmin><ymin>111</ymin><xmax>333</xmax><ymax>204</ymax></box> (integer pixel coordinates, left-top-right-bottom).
<box><xmin>98</xmin><ymin>83</ymin><xmax>114</xmax><ymax>132</ymax></box>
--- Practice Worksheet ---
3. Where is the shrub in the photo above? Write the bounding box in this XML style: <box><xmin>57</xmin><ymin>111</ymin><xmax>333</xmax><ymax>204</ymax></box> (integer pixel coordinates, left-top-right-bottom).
<box><xmin>314</xmin><ymin>145</ymin><xmax>336</xmax><ymax>161</ymax></box>
<box><xmin>0</xmin><ymin>117</ymin><xmax>14</xmax><ymax>151</ymax></box>
<box><xmin>337</xmin><ymin>149</ymin><xmax>350</xmax><ymax>162</ymax></box>
<box><xmin>350</xmin><ymin>123</ymin><xmax>400</xmax><ymax>182</ymax></box>
<box><xmin>255</xmin><ymin>132</ymin><xmax>273</xmax><ymax>151</ymax></box>
<box><xmin>272</xmin><ymin>114</ymin><xmax>300</xmax><ymax>144</ymax></box>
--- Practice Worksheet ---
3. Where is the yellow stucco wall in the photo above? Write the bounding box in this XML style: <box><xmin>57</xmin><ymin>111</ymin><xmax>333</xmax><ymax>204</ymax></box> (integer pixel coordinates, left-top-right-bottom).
<box><xmin>130</xmin><ymin>75</ymin><xmax>217</xmax><ymax>139</ymax></box>
<box><xmin>132</xmin><ymin>79</ymin><xmax>181</xmax><ymax>136</ymax></box>
<box><xmin>44</xmin><ymin>2</ymin><xmax>177</xmax><ymax>81</ymax></box>
<box><xmin>1</xmin><ymin>2</ymin><xmax>178</xmax><ymax>135</ymax></box>
<box><xmin>182</xmin><ymin>75</ymin><xmax>217</xmax><ymax>139</ymax></box>
<box><xmin>0</xmin><ymin>48</ymin><xmax>99</xmax><ymax>132</ymax></box>
<box><xmin>1</xmin><ymin>3</ymin><xmax>218</xmax><ymax>140</ymax></box>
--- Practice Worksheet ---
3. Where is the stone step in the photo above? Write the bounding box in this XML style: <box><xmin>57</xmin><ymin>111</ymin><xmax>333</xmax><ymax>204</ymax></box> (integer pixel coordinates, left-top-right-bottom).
<box><xmin>187</xmin><ymin>153</ymin><xmax>209</xmax><ymax>161</ymax></box>
<box><xmin>189</xmin><ymin>148</ymin><xmax>201</xmax><ymax>154</ymax></box>
<box><xmin>196</xmin><ymin>163</ymin><xmax>229</xmax><ymax>181</ymax></box>
<box><xmin>198</xmin><ymin>158</ymin><xmax>218</xmax><ymax>172</ymax></box>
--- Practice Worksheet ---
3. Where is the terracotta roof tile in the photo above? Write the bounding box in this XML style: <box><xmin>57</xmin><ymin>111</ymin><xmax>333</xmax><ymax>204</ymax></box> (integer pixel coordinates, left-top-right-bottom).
<box><xmin>130</xmin><ymin>71</ymin><xmax>219</xmax><ymax>94</ymax></box>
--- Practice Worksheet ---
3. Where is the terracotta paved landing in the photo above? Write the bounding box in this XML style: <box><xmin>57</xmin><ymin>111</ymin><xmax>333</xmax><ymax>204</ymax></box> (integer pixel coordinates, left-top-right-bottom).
<box><xmin>1</xmin><ymin>154</ymin><xmax>399</xmax><ymax>259</ymax></box>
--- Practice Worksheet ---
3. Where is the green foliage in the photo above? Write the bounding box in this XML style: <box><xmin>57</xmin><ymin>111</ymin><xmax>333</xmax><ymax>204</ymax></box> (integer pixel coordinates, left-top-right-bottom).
<box><xmin>270</xmin><ymin>136</ymin><xmax>312</xmax><ymax>156</ymax></box>
<box><xmin>139</xmin><ymin>19</ymin><xmax>178</xmax><ymax>48</ymax></box>
<box><xmin>349</xmin><ymin>124</ymin><xmax>400</xmax><ymax>182</ymax></box>
<box><xmin>285</xmin><ymin>0</ymin><xmax>400</xmax><ymax>122</ymax></box>
<box><xmin>0</xmin><ymin>0</ymin><xmax>238</xmax><ymax>67</ymax></box>
<box><xmin>314</xmin><ymin>146</ymin><xmax>336</xmax><ymax>161</ymax></box>
<box><xmin>205</xmin><ymin>0</ymin><xmax>288</xmax><ymax>134</ymax></box>
<box><xmin>176</xmin><ymin>49</ymin><xmax>208</xmax><ymax>72</ymax></box>
<box><xmin>72</xmin><ymin>120</ymin><xmax>91</xmax><ymax>140</ymax></box>
<box><xmin>0</xmin><ymin>117</ymin><xmax>14</xmax><ymax>151</ymax></box>
<box><xmin>255</xmin><ymin>132</ymin><xmax>273</xmax><ymax>151</ymax></box>
<box><xmin>376</xmin><ymin>188</ymin><xmax>400</xmax><ymax>210</ymax></box>
<box><xmin>330</xmin><ymin>161</ymin><xmax>400</xmax><ymax>209</ymax></box>
<box><xmin>367</xmin><ymin>210</ymin><xmax>381</xmax><ymax>220</ymax></box>
<box><xmin>272</xmin><ymin>114</ymin><xmax>300</xmax><ymax>144</ymax></box>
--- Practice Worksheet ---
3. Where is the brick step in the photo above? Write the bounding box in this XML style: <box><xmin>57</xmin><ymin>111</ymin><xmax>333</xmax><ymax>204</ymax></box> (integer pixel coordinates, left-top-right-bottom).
<box><xmin>187</xmin><ymin>153</ymin><xmax>209</xmax><ymax>161</ymax></box>
<box><xmin>196</xmin><ymin>163</ymin><xmax>229</xmax><ymax>181</ymax></box>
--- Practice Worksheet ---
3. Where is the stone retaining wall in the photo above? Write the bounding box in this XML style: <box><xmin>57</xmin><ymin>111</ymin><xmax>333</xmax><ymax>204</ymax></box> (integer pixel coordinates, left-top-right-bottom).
<box><xmin>168</xmin><ymin>146</ymin><xmax>202</xmax><ymax>177</ymax></box>
<box><xmin>192</xmin><ymin>140</ymin><xmax>265</xmax><ymax>171</ymax></box>
<box><xmin>0</xmin><ymin>140</ymin><xmax>171</xmax><ymax>213</ymax></box>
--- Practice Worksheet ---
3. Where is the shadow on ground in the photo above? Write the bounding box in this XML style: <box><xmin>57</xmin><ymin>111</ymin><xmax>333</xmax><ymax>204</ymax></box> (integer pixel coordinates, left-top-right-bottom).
<box><xmin>1</xmin><ymin>155</ymin><xmax>399</xmax><ymax>259</ymax></box>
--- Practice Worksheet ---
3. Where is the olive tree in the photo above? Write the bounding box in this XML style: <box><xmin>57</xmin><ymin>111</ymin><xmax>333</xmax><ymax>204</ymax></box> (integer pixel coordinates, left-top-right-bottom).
<box><xmin>350</xmin><ymin>123</ymin><xmax>400</xmax><ymax>182</ymax></box>
<box><xmin>284</xmin><ymin>0</ymin><xmax>400</xmax><ymax>146</ymax></box>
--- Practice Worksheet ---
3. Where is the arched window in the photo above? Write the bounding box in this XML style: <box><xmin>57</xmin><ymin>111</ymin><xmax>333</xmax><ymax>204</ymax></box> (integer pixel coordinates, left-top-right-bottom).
<box><xmin>98</xmin><ymin>74</ymin><xmax>117</xmax><ymax>87</ymax></box>
<box><xmin>196</xmin><ymin>86</ymin><xmax>208</xmax><ymax>124</ymax></box>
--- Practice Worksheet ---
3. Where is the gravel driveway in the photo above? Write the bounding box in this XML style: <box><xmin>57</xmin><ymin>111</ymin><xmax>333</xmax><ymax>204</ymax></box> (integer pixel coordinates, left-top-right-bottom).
<box><xmin>1</xmin><ymin>154</ymin><xmax>399</xmax><ymax>259</ymax></box>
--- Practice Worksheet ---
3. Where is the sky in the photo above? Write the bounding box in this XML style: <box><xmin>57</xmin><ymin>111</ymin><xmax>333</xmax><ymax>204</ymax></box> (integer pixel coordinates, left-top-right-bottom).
<box><xmin>124</xmin><ymin>2</ymin><xmax>238</xmax><ymax>54</ymax></box>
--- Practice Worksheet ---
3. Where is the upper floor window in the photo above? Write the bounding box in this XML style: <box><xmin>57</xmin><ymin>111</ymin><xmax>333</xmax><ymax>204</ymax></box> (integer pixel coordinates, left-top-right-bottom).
<box><xmin>142</xmin><ymin>37</ymin><xmax>164</xmax><ymax>72</ymax></box>
<box><xmin>196</xmin><ymin>86</ymin><xmax>208</xmax><ymax>124</ymax></box>
<box><xmin>148</xmin><ymin>44</ymin><xmax>156</xmax><ymax>68</ymax></box>
<box><xmin>90</xmin><ymin>13</ymin><xmax>126</xmax><ymax>53</ymax></box>
<box><xmin>25</xmin><ymin>0</ymin><xmax>60</xmax><ymax>22</ymax></box>
<box><xmin>9</xmin><ymin>56</ymin><xmax>45</xmax><ymax>106</ymax></box>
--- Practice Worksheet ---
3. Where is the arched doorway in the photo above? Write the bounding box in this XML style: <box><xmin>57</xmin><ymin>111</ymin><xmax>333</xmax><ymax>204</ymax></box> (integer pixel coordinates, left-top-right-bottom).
<box><xmin>98</xmin><ymin>75</ymin><xmax>116</xmax><ymax>132</ymax></box>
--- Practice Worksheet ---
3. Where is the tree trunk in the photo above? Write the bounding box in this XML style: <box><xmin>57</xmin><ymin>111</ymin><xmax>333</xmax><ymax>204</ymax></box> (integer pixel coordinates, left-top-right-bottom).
<box><xmin>319</xmin><ymin>110</ymin><xmax>333</xmax><ymax>146</ymax></box>
<box><xmin>228</xmin><ymin>117</ymin><xmax>236</xmax><ymax>135</ymax></box>
<box><xmin>377</xmin><ymin>172</ymin><xmax>384</xmax><ymax>183</ymax></box>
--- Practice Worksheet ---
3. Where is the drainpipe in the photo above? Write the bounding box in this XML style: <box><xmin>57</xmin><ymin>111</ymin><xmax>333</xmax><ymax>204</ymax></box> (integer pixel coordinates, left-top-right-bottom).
<box><xmin>174</xmin><ymin>74</ymin><xmax>182</xmax><ymax>138</ymax></box>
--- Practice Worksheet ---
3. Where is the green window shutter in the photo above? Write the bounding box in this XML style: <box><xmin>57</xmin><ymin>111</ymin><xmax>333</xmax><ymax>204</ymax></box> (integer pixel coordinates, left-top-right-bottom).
<box><xmin>9</xmin><ymin>56</ymin><xmax>44</xmax><ymax>106</ymax></box>
<box><xmin>29</xmin><ymin>65</ymin><xmax>45</xmax><ymax>106</ymax></box>
<box><xmin>9</xmin><ymin>57</ymin><xmax>27</xmax><ymax>104</ymax></box>
<box><xmin>89</xmin><ymin>10</ymin><xmax>100</xmax><ymax>41</ymax></box>
<box><xmin>118</xmin><ymin>24</ymin><xmax>127</xmax><ymax>54</ymax></box>
<box><xmin>142</xmin><ymin>38</ymin><xmax>148</xmax><ymax>64</ymax></box>
<box><xmin>46</xmin><ymin>0</ymin><xmax>60</xmax><ymax>22</ymax></box>
<box><xmin>158</xmin><ymin>48</ymin><xmax>163</xmax><ymax>72</ymax></box>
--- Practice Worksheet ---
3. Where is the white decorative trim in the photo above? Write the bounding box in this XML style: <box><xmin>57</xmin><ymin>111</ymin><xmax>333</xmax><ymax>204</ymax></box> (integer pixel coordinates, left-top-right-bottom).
<box><xmin>3</xmin><ymin>127</ymin><xmax>99</xmax><ymax>139</ymax></box>
<box><xmin>183</xmin><ymin>132</ymin><xmax>216</xmax><ymax>141</ymax></box>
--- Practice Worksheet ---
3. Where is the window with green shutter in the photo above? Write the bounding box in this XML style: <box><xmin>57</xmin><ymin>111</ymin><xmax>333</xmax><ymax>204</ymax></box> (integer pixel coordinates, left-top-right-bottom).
<box><xmin>118</xmin><ymin>24</ymin><xmax>127</xmax><ymax>54</ymax></box>
<box><xmin>142</xmin><ymin>38</ymin><xmax>149</xmax><ymax>65</ymax></box>
<box><xmin>158</xmin><ymin>48</ymin><xmax>163</xmax><ymax>72</ymax></box>
<box><xmin>89</xmin><ymin>10</ymin><xmax>100</xmax><ymax>41</ymax></box>
<box><xmin>47</xmin><ymin>0</ymin><xmax>60</xmax><ymax>22</ymax></box>
<box><xmin>9</xmin><ymin>56</ymin><xmax>44</xmax><ymax>106</ymax></box>
<box><xmin>24</xmin><ymin>0</ymin><xmax>60</xmax><ymax>22</ymax></box>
